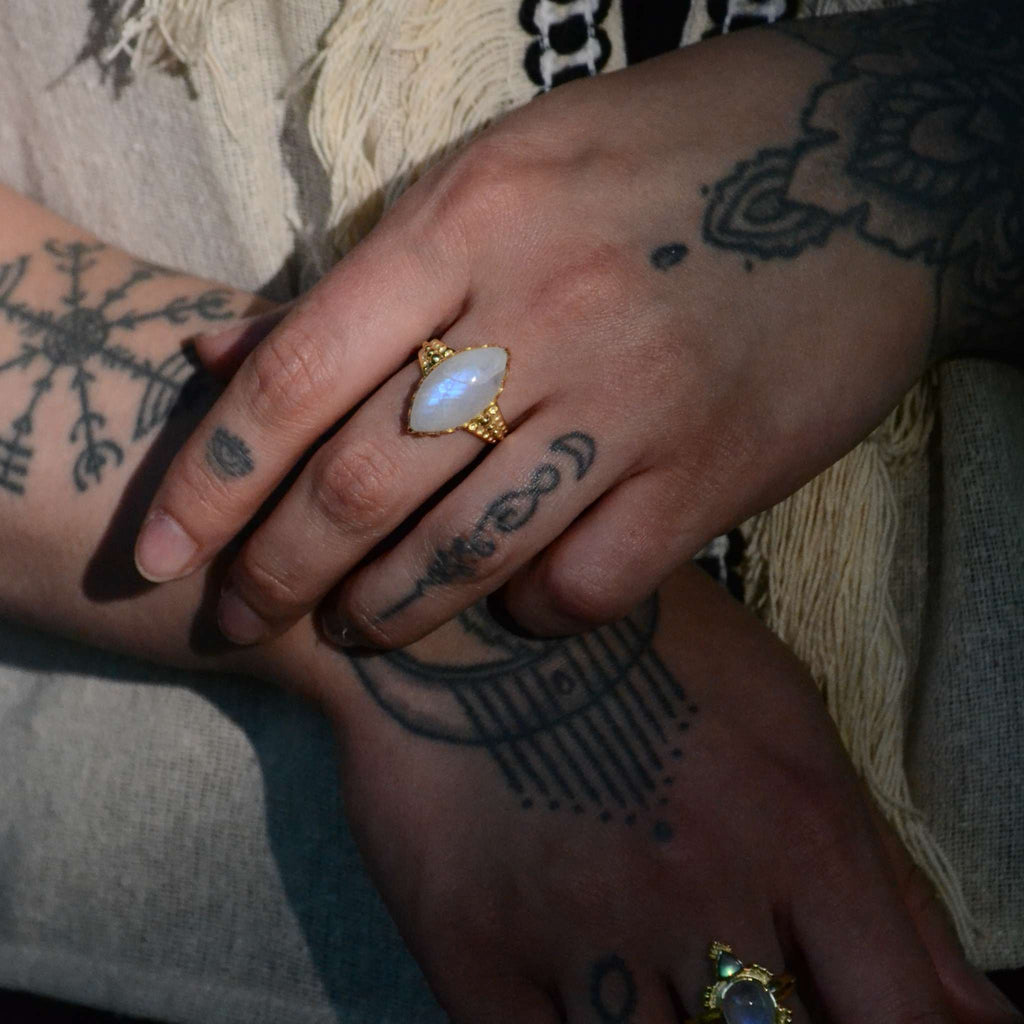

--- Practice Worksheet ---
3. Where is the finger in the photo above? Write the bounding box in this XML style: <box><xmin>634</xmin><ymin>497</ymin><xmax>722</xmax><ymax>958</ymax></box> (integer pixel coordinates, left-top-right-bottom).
<box><xmin>323</xmin><ymin>419</ymin><xmax>617</xmax><ymax>650</ymax></box>
<box><xmin>194</xmin><ymin>303</ymin><xmax>294</xmax><ymax>378</ymax></box>
<box><xmin>672</xmin><ymin>931</ymin><xmax>810</xmax><ymax>1024</ymax></box>
<box><xmin>213</xmin><ymin>299</ymin><xmax>550</xmax><ymax>644</ymax></box>
<box><xmin>445</xmin><ymin>979</ymin><xmax>561</xmax><ymax>1024</ymax></box>
<box><xmin>869</xmin><ymin>804</ymin><xmax>1022</xmax><ymax>1023</ymax></box>
<box><xmin>134</xmin><ymin>201</ymin><xmax>469</xmax><ymax>584</ymax></box>
<box><xmin>789</xmin><ymin>827</ymin><xmax>958</xmax><ymax>1024</ymax></box>
<box><xmin>501</xmin><ymin>468</ymin><xmax>687</xmax><ymax>637</ymax></box>
<box><xmin>214</xmin><ymin>363</ymin><xmax>483</xmax><ymax>644</ymax></box>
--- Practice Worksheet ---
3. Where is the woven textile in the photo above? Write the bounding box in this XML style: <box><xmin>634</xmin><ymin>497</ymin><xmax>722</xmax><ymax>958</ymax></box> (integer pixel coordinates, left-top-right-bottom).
<box><xmin>0</xmin><ymin>4</ymin><xmax>1019</xmax><ymax>1024</ymax></box>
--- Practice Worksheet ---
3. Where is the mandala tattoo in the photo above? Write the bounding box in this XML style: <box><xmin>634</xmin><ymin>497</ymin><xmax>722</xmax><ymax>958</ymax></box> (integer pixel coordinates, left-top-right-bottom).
<box><xmin>0</xmin><ymin>241</ymin><xmax>233</xmax><ymax>495</ymax></box>
<box><xmin>379</xmin><ymin>431</ymin><xmax>597</xmax><ymax>620</ymax></box>
<box><xmin>355</xmin><ymin>594</ymin><xmax>694</xmax><ymax>837</ymax></box>
<box><xmin>703</xmin><ymin>0</ymin><xmax>1024</xmax><ymax>356</ymax></box>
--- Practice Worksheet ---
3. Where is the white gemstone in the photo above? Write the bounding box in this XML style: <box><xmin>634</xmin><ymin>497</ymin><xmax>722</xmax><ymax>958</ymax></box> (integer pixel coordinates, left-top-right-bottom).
<box><xmin>409</xmin><ymin>347</ymin><xmax>508</xmax><ymax>434</ymax></box>
<box><xmin>721</xmin><ymin>979</ymin><xmax>776</xmax><ymax>1024</ymax></box>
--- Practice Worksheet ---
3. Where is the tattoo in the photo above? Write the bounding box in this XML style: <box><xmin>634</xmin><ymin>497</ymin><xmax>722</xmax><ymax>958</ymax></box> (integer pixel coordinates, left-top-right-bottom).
<box><xmin>354</xmin><ymin>595</ymin><xmax>695</xmax><ymax>838</ymax></box>
<box><xmin>649</xmin><ymin>242</ymin><xmax>689</xmax><ymax>271</ymax></box>
<box><xmin>379</xmin><ymin>431</ymin><xmax>597</xmax><ymax>620</ymax></box>
<box><xmin>702</xmin><ymin>1</ymin><xmax>1024</xmax><ymax>357</ymax></box>
<box><xmin>206</xmin><ymin>427</ymin><xmax>254</xmax><ymax>480</ymax></box>
<box><xmin>0</xmin><ymin>241</ymin><xmax>233</xmax><ymax>495</ymax></box>
<box><xmin>589</xmin><ymin>954</ymin><xmax>638</xmax><ymax>1023</ymax></box>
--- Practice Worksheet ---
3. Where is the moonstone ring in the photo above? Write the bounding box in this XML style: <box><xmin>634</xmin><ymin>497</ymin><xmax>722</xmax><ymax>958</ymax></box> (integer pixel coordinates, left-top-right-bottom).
<box><xmin>407</xmin><ymin>340</ymin><xmax>509</xmax><ymax>443</ymax></box>
<box><xmin>687</xmin><ymin>942</ymin><xmax>795</xmax><ymax>1024</ymax></box>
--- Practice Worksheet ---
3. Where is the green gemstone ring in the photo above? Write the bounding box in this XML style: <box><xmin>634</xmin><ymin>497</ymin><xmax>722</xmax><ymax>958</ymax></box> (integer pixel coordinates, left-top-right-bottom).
<box><xmin>686</xmin><ymin>941</ymin><xmax>795</xmax><ymax>1024</ymax></box>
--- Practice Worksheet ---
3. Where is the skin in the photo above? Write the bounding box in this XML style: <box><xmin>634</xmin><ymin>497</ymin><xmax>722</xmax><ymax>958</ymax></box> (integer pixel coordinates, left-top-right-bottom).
<box><xmin>129</xmin><ymin>1</ymin><xmax>1024</xmax><ymax>654</ymax></box>
<box><xmin>0</xmin><ymin>187</ymin><xmax>1017</xmax><ymax>1022</ymax></box>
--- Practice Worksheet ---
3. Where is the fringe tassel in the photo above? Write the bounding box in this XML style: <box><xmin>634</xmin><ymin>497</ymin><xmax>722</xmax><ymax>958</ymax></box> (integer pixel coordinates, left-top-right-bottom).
<box><xmin>303</xmin><ymin>0</ymin><xmax>523</xmax><ymax>253</ymax></box>
<box><xmin>743</xmin><ymin>378</ymin><xmax>981</xmax><ymax>957</ymax></box>
<box><xmin>100</xmin><ymin>0</ymin><xmax>238</xmax><ymax>135</ymax></box>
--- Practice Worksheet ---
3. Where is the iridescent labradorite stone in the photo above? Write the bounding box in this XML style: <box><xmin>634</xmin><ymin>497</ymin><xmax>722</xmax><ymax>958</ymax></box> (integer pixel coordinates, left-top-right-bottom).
<box><xmin>716</xmin><ymin>951</ymin><xmax>744</xmax><ymax>979</ymax></box>
<box><xmin>409</xmin><ymin>346</ymin><xmax>507</xmax><ymax>433</ymax></box>
<box><xmin>721</xmin><ymin>978</ymin><xmax>776</xmax><ymax>1024</ymax></box>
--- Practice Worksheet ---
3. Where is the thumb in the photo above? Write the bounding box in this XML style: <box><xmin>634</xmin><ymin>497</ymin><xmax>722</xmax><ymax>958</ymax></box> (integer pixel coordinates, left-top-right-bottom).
<box><xmin>193</xmin><ymin>302</ymin><xmax>293</xmax><ymax>379</ymax></box>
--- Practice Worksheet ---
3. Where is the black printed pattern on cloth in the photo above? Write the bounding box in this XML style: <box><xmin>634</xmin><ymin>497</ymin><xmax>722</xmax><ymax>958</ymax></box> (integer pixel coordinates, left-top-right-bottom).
<box><xmin>622</xmin><ymin>1</ymin><xmax>692</xmax><ymax>64</ymax></box>
<box><xmin>520</xmin><ymin>0</ymin><xmax>613</xmax><ymax>90</ymax></box>
<box><xmin>702</xmin><ymin>0</ymin><xmax>796</xmax><ymax>38</ymax></box>
<box><xmin>695</xmin><ymin>529</ymin><xmax>746</xmax><ymax>602</ymax></box>
<box><xmin>617</xmin><ymin>0</ymin><xmax>798</xmax><ymax>61</ymax></box>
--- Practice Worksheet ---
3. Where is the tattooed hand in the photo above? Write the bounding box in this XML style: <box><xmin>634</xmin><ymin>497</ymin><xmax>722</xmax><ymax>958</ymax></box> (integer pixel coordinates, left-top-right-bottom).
<box><xmin>135</xmin><ymin>1</ymin><xmax>1023</xmax><ymax>649</ymax></box>
<box><xmin>0</xmin><ymin>190</ymin><xmax>1011</xmax><ymax>1024</ymax></box>
<box><xmin>311</xmin><ymin>566</ymin><xmax>1016</xmax><ymax>1023</ymax></box>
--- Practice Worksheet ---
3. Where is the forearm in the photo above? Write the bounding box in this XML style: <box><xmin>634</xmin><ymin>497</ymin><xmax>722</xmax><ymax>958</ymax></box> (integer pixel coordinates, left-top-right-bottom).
<box><xmin>717</xmin><ymin>0</ymin><xmax>1024</xmax><ymax>364</ymax></box>
<box><xmin>0</xmin><ymin>184</ymin><xmax>308</xmax><ymax>682</ymax></box>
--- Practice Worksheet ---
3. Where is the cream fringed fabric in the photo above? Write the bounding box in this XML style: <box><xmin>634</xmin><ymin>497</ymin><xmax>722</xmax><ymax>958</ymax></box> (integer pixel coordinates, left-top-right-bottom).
<box><xmin>103</xmin><ymin>0</ymin><xmax>221</xmax><ymax>66</ymax></box>
<box><xmin>301</xmin><ymin>0</ymin><xmax>525</xmax><ymax>252</ymax></box>
<box><xmin>288</xmin><ymin>0</ymin><xmax>625</xmax><ymax>252</ymax></box>
<box><xmin>106</xmin><ymin>0</ymin><xmax>626</xmax><ymax>253</ymax></box>
<box><xmin>741</xmin><ymin>379</ymin><xmax>980</xmax><ymax>958</ymax></box>
<box><xmin>101</xmin><ymin>0</ymin><xmax>238</xmax><ymax>133</ymax></box>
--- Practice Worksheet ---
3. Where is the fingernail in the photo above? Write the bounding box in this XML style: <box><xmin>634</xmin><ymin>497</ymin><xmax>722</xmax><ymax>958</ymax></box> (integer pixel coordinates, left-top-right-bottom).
<box><xmin>321</xmin><ymin>614</ymin><xmax>371</xmax><ymax>650</ymax></box>
<box><xmin>135</xmin><ymin>511</ymin><xmax>198</xmax><ymax>582</ymax></box>
<box><xmin>217</xmin><ymin>588</ymin><xmax>269</xmax><ymax>646</ymax></box>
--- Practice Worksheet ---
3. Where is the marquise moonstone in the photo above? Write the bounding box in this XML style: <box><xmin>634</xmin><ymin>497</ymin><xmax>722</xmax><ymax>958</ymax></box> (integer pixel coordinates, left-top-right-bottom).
<box><xmin>409</xmin><ymin>347</ymin><xmax>508</xmax><ymax>434</ymax></box>
<box><xmin>720</xmin><ymin>979</ymin><xmax>776</xmax><ymax>1024</ymax></box>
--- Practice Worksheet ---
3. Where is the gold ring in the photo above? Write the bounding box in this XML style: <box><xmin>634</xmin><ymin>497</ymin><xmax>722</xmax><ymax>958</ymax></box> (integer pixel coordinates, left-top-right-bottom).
<box><xmin>686</xmin><ymin>941</ymin><xmax>795</xmax><ymax>1024</ymax></box>
<box><xmin>407</xmin><ymin>340</ymin><xmax>509</xmax><ymax>444</ymax></box>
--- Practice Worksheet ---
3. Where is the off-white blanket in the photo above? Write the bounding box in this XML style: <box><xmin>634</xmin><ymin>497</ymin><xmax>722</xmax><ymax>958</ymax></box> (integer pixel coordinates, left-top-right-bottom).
<box><xmin>0</xmin><ymin>3</ymin><xmax>1019</xmax><ymax>1022</ymax></box>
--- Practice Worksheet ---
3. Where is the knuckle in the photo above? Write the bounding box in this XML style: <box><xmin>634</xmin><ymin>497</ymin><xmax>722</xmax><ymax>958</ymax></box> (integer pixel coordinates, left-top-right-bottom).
<box><xmin>309</xmin><ymin>442</ymin><xmax>398</xmax><ymax>534</ymax></box>
<box><xmin>421</xmin><ymin>521</ymin><xmax>516</xmax><ymax>592</ymax></box>
<box><xmin>789</xmin><ymin>785</ymin><xmax>861</xmax><ymax>858</ymax></box>
<box><xmin>331</xmin><ymin>591</ymin><xmax>395</xmax><ymax>649</ymax></box>
<box><xmin>242</xmin><ymin>325</ymin><xmax>331</xmax><ymax>428</ymax></box>
<box><xmin>234</xmin><ymin>548</ymin><xmax>306</xmax><ymax>616</ymax></box>
<box><xmin>534</xmin><ymin>245</ymin><xmax>634</xmax><ymax>332</ymax></box>
<box><xmin>542</xmin><ymin>563</ymin><xmax>625</xmax><ymax>627</ymax></box>
<box><xmin>433</xmin><ymin>135</ymin><xmax>531</xmax><ymax>238</ymax></box>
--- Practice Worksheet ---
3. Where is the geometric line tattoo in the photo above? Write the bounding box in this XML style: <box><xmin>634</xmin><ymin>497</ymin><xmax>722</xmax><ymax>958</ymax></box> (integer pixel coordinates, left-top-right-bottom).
<box><xmin>355</xmin><ymin>593</ymin><xmax>694</xmax><ymax>840</ymax></box>
<box><xmin>379</xmin><ymin>430</ymin><xmax>597</xmax><ymax>619</ymax></box>
<box><xmin>0</xmin><ymin>240</ymin><xmax>233</xmax><ymax>495</ymax></box>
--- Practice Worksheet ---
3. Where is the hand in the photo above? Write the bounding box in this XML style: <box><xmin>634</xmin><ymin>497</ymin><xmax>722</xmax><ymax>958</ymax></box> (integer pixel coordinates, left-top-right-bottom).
<box><xmin>305</xmin><ymin>565</ymin><xmax>1018</xmax><ymax>1023</ymax></box>
<box><xmin>134</xmin><ymin>4</ymin><xmax>1020</xmax><ymax>648</ymax></box>
<box><xmin>0</xmin><ymin>186</ymin><xmax>1008</xmax><ymax>1023</ymax></box>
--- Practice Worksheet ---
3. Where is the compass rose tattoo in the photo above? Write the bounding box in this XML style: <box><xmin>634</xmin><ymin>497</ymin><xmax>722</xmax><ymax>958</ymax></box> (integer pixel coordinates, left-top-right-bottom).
<box><xmin>0</xmin><ymin>240</ymin><xmax>233</xmax><ymax>495</ymax></box>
